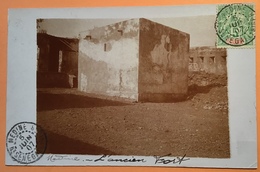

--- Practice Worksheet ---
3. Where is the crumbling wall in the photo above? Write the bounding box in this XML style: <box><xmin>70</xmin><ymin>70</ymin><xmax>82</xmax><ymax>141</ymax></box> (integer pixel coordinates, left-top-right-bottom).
<box><xmin>37</xmin><ymin>72</ymin><xmax>75</xmax><ymax>88</ymax></box>
<box><xmin>78</xmin><ymin>19</ymin><xmax>139</xmax><ymax>100</ymax></box>
<box><xmin>188</xmin><ymin>71</ymin><xmax>227</xmax><ymax>87</ymax></box>
<box><xmin>61</xmin><ymin>51</ymin><xmax>78</xmax><ymax>76</ymax></box>
<box><xmin>138</xmin><ymin>18</ymin><xmax>190</xmax><ymax>102</ymax></box>
<box><xmin>37</xmin><ymin>33</ymin><xmax>79</xmax><ymax>88</ymax></box>
<box><xmin>189</xmin><ymin>47</ymin><xmax>227</xmax><ymax>75</ymax></box>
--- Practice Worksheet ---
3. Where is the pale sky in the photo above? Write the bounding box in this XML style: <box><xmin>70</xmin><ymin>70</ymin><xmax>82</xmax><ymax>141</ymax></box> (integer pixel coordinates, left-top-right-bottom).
<box><xmin>38</xmin><ymin>15</ymin><xmax>216</xmax><ymax>47</ymax></box>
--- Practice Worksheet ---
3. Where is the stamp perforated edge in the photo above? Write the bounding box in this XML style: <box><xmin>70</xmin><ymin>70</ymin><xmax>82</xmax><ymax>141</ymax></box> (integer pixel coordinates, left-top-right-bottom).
<box><xmin>215</xmin><ymin>3</ymin><xmax>255</xmax><ymax>49</ymax></box>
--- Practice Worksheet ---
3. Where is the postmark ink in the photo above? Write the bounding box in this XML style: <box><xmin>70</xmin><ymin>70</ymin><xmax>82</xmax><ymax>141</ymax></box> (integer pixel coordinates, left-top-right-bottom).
<box><xmin>215</xmin><ymin>3</ymin><xmax>255</xmax><ymax>47</ymax></box>
<box><xmin>6</xmin><ymin>122</ymin><xmax>47</xmax><ymax>164</ymax></box>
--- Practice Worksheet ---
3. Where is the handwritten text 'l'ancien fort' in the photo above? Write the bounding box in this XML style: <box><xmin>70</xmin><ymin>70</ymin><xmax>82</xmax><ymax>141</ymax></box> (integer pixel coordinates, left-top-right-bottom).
<box><xmin>47</xmin><ymin>154</ymin><xmax>190</xmax><ymax>165</ymax></box>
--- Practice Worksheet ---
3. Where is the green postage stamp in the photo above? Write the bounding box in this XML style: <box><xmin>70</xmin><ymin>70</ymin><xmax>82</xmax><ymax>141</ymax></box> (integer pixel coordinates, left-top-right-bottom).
<box><xmin>215</xmin><ymin>3</ymin><xmax>255</xmax><ymax>48</ymax></box>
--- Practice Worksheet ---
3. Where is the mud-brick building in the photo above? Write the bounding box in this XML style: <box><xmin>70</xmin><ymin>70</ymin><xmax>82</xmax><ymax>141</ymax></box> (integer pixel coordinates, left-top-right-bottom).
<box><xmin>78</xmin><ymin>18</ymin><xmax>190</xmax><ymax>102</ymax></box>
<box><xmin>189</xmin><ymin>47</ymin><xmax>227</xmax><ymax>74</ymax></box>
<box><xmin>37</xmin><ymin>33</ymin><xmax>79</xmax><ymax>88</ymax></box>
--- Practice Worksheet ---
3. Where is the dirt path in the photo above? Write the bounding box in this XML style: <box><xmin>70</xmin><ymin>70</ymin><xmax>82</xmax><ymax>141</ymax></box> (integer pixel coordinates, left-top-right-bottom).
<box><xmin>37</xmin><ymin>87</ymin><xmax>229</xmax><ymax>158</ymax></box>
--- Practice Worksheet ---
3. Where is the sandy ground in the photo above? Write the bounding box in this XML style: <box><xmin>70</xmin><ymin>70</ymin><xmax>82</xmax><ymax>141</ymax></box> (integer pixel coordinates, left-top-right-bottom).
<box><xmin>37</xmin><ymin>86</ymin><xmax>230</xmax><ymax>158</ymax></box>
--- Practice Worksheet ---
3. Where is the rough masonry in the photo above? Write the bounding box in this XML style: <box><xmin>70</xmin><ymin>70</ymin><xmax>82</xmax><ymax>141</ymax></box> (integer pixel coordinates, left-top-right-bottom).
<box><xmin>78</xmin><ymin>18</ymin><xmax>190</xmax><ymax>102</ymax></box>
<box><xmin>189</xmin><ymin>47</ymin><xmax>227</xmax><ymax>75</ymax></box>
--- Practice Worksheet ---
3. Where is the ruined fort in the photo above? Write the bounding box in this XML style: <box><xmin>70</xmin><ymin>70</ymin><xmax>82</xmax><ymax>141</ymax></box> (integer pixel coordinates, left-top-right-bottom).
<box><xmin>37</xmin><ymin>18</ymin><xmax>227</xmax><ymax>102</ymax></box>
<box><xmin>78</xmin><ymin>18</ymin><xmax>190</xmax><ymax>102</ymax></box>
<box><xmin>36</xmin><ymin>17</ymin><xmax>230</xmax><ymax>159</ymax></box>
<box><xmin>37</xmin><ymin>33</ymin><xmax>78</xmax><ymax>88</ymax></box>
<box><xmin>189</xmin><ymin>46</ymin><xmax>227</xmax><ymax>75</ymax></box>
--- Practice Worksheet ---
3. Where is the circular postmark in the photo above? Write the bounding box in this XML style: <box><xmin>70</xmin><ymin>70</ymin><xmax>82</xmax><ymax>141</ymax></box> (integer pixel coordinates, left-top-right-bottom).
<box><xmin>6</xmin><ymin>122</ymin><xmax>47</xmax><ymax>164</ymax></box>
<box><xmin>215</xmin><ymin>3</ymin><xmax>255</xmax><ymax>46</ymax></box>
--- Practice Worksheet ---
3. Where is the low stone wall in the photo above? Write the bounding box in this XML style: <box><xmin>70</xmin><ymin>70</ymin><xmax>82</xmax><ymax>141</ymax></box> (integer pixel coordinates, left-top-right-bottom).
<box><xmin>188</xmin><ymin>71</ymin><xmax>227</xmax><ymax>87</ymax></box>
<box><xmin>37</xmin><ymin>72</ymin><xmax>76</xmax><ymax>88</ymax></box>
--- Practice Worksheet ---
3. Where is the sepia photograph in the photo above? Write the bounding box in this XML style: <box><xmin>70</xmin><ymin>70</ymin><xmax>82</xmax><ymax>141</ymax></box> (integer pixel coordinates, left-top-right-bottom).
<box><xmin>5</xmin><ymin>4</ymin><xmax>256</xmax><ymax>168</ymax></box>
<box><xmin>36</xmin><ymin>17</ymin><xmax>229</xmax><ymax>158</ymax></box>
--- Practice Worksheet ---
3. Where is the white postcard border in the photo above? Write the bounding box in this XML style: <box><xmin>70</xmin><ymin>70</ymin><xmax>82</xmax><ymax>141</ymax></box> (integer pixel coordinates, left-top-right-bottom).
<box><xmin>6</xmin><ymin>4</ymin><xmax>257</xmax><ymax>168</ymax></box>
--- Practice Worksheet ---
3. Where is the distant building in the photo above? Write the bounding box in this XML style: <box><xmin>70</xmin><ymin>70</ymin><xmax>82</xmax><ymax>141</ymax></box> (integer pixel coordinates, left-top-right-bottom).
<box><xmin>78</xmin><ymin>18</ymin><xmax>190</xmax><ymax>102</ymax></box>
<box><xmin>189</xmin><ymin>47</ymin><xmax>227</xmax><ymax>75</ymax></box>
<box><xmin>37</xmin><ymin>33</ymin><xmax>79</xmax><ymax>88</ymax></box>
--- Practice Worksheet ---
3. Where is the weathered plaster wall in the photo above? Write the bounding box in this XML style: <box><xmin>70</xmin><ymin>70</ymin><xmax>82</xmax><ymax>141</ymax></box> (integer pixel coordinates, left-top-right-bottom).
<box><xmin>138</xmin><ymin>18</ymin><xmax>190</xmax><ymax>102</ymax></box>
<box><xmin>37</xmin><ymin>72</ymin><xmax>75</xmax><ymax>88</ymax></box>
<box><xmin>37</xmin><ymin>33</ymin><xmax>79</xmax><ymax>88</ymax></box>
<box><xmin>61</xmin><ymin>51</ymin><xmax>78</xmax><ymax>76</ymax></box>
<box><xmin>189</xmin><ymin>47</ymin><xmax>227</xmax><ymax>75</ymax></box>
<box><xmin>78</xmin><ymin>19</ymin><xmax>139</xmax><ymax>100</ymax></box>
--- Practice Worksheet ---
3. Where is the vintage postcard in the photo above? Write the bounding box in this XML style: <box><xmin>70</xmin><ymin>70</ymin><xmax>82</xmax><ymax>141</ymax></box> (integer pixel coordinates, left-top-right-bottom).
<box><xmin>6</xmin><ymin>3</ymin><xmax>257</xmax><ymax>168</ymax></box>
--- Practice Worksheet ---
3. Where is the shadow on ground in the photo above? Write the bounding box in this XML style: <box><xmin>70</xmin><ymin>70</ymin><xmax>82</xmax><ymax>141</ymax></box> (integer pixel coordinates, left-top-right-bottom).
<box><xmin>36</xmin><ymin>87</ymin><xmax>230</xmax><ymax>158</ymax></box>
<box><xmin>37</xmin><ymin>91</ymin><xmax>131</xmax><ymax>112</ymax></box>
<box><xmin>38</xmin><ymin>129</ymin><xmax>116</xmax><ymax>155</ymax></box>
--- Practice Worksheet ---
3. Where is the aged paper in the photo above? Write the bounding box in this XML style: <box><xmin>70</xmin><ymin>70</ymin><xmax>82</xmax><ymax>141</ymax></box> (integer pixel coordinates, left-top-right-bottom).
<box><xmin>5</xmin><ymin>3</ymin><xmax>257</xmax><ymax>168</ymax></box>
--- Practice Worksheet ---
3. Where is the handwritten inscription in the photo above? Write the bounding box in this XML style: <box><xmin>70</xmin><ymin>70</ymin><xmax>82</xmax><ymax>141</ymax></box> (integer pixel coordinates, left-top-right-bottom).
<box><xmin>46</xmin><ymin>154</ymin><xmax>189</xmax><ymax>165</ymax></box>
<box><xmin>94</xmin><ymin>155</ymin><xmax>146</xmax><ymax>163</ymax></box>
<box><xmin>154</xmin><ymin>154</ymin><xmax>190</xmax><ymax>165</ymax></box>
<box><xmin>47</xmin><ymin>154</ymin><xmax>146</xmax><ymax>163</ymax></box>
<box><xmin>47</xmin><ymin>155</ymin><xmax>81</xmax><ymax>162</ymax></box>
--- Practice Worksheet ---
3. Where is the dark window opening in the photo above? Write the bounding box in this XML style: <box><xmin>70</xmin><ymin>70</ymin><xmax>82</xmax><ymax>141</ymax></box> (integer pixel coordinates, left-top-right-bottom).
<box><xmin>104</xmin><ymin>43</ymin><xmax>107</xmax><ymax>52</ymax></box>
<box><xmin>85</xmin><ymin>35</ymin><xmax>91</xmax><ymax>40</ymax></box>
<box><xmin>210</xmin><ymin>56</ymin><xmax>215</xmax><ymax>64</ymax></box>
<box><xmin>189</xmin><ymin>57</ymin><xmax>194</xmax><ymax>63</ymax></box>
<box><xmin>222</xmin><ymin>56</ymin><xmax>227</xmax><ymax>62</ymax></box>
<box><xmin>118</xmin><ymin>30</ymin><xmax>123</xmax><ymax>36</ymax></box>
<box><xmin>199</xmin><ymin>56</ymin><xmax>204</xmax><ymax>63</ymax></box>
